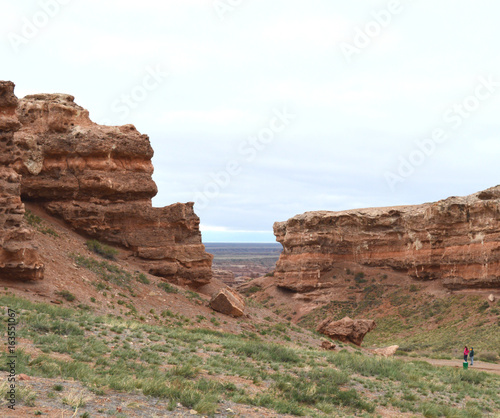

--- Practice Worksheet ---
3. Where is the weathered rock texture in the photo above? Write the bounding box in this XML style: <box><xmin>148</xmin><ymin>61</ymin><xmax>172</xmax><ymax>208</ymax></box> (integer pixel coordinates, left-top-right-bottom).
<box><xmin>0</xmin><ymin>81</ymin><xmax>44</xmax><ymax>280</ymax></box>
<box><xmin>1</xmin><ymin>81</ymin><xmax>212</xmax><ymax>285</ymax></box>
<box><xmin>209</xmin><ymin>287</ymin><xmax>245</xmax><ymax>317</ymax></box>
<box><xmin>317</xmin><ymin>316</ymin><xmax>376</xmax><ymax>346</ymax></box>
<box><xmin>274</xmin><ymin>187</ymin><xmax>500</xmax><ymax>292</ymax></box>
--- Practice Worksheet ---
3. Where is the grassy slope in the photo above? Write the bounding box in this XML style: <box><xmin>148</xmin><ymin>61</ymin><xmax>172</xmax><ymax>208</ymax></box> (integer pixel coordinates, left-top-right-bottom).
<box><xmin>1</xmin><ymin>294</ymin><xmax>500</xmax><ymax>417</ymax></box>
<box><xmin>247</xmin><ymin>268</ymin><xmax>500</xmax><ymax>363</ymax></box>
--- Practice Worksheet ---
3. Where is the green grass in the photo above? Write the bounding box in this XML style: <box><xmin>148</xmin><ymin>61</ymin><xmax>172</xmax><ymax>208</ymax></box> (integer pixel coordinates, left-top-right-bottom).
<box><xmin>363</xmin><ymin>293</ymin><xmax>500</xmax><ymax>360</ymax></box>
<box><xmin>0</xmin><ymin>293</ymin><xmax>499</xmax><ymax>417</ymax></box>
<box><xmin>300</xmin><ymin>288</ymin><xmax>500</xmax><ymax>363</ymax></box>
<box><xmin>158</xmin><ymin>282</ymin><xmax>179</xmax><ymax>293</ymax></box>
<box><xmin>24</xmin><ymin>209</ymin><xmax>59</xmax><ymax>237</ymax></box>
<box><xmin>56</xmin><ymin>289</ymin><xmax>76</xmax><ymax>302</ymax></box>
<box><xmin>85</xmin><ymin>240</ymin><xmax>119</xmax><ymax>260</ymax></box>
<box><xmin>71</xmin><ymin>254</ymin><xmax>147</xmax><ymax>295</ymax></box>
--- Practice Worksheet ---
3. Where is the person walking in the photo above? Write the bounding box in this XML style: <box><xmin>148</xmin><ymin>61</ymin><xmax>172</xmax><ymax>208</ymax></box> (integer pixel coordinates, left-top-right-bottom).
<box><xmin>469</xmin><ymin>347</ymin><xmax>474</xmax><ymax>366</ymax></box>
<box><xmin>464</xmin><ymin>346</ymin><xmax>469</xmax><ymax>363</ymax></box>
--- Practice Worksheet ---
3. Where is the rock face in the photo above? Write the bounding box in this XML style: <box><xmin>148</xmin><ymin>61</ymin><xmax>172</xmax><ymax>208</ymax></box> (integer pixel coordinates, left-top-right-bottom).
<box><xmin>209</xmin><ymin>287</ymin><xmax>245</xmax><ymax>317</ymax></box>
<box><xmin>0</xmin><ymin>81</ymin><xmax>44</xmax><ymax>280</ymax></box>
<box><xmin>1</xmin><ymin>81</ymin><xmax>212</xmax><ymax>285</ymax></box>
<box><xmin>317</xmin><ymin>316</ymin><xmax>376</xmax><ymax>346</ymax></box>
<box><xmin>274</xmin><ymin>187</ymin><xmax>500</xmax><ymax>292</ymax></box>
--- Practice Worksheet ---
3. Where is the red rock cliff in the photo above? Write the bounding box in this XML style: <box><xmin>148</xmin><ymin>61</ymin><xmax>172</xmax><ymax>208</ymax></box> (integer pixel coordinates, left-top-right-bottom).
<box><xmin>0</xmin><ymin>81</ymin><xmax>44</xmax><ymax>280</ymax></box>
<box><xmin>274</xmin><ymin>187</ymin><xmax>500</xmax><ymax>292</ymax></box>
<box><xmin>1</xmin><ymin>82</ymin><xmax>212</xmax><ymax>285</ymax></box>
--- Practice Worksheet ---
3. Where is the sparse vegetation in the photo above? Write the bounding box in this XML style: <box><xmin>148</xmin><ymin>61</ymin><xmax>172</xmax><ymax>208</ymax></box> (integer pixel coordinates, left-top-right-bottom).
<box><xmin>56</xmin><ymin>289</ymin><xmax>76</xmax><ymax>302</ymax></box>
<box><xmin>136</xmin><ymin>272</ymin><xmax>150</xmax><ymax>284</ymax></box>
<box><xmin>71</xmin><ymin>254</ymin><xmax>143</xmax><ymax>293</ymax></box>
<box><xmin>157</xmin><ymin>281</ymin><xmax>178</xmax><ymax>293</ymax></box>
<box><xmin>24</xmin><ymin>209</ymin><xmax>59</xmax><ymax>237</ymax></box>
<box><xmin>0</xmin><ymin>293</ymin><xmax>499</xmax><ymax>417</ymax></box>
<box><xmin>243</xmin><ymin>285</ymin><xmax>261</xmax><ymax>296</ymax></box>
<box><xmin>85</xmin><ymin>240</ymin><xmax>119</xmax><ymax>260</ymax></box>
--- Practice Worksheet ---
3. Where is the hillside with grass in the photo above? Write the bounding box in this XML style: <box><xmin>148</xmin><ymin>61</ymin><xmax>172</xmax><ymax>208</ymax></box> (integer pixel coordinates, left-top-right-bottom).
<box><xmin>1</xmin><ymin>293</ymin><xmax>500</xmax><ymax>417</ymax></box>
<box><xmin>240</xmin><ymin>264</ymin><xmax>500</xmax><ymax>364</ymax></box>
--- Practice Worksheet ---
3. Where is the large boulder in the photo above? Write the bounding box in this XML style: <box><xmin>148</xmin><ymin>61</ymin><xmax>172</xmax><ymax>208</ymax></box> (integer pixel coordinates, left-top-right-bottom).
<box><xmin>209</xmin><ymin>288</ymin><xmax>245</xmax><ymax>317</ymax></box>
<box><xmin>317</xmin><ymin>316</ymin><xmax>376</xmax><ymax>346</ymax></box>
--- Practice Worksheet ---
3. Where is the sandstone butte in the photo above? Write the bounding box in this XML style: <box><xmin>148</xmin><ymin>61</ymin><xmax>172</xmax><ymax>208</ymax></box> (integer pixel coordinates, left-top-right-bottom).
<box><xmin>0</xmin><ymin>81</ymin><xmax>212</xmax><ymax>285</ymax></box>
<box><xmin>274</xmin><ymin>186</ymin><xmax>500</xmax><ymax>292</ymax></box>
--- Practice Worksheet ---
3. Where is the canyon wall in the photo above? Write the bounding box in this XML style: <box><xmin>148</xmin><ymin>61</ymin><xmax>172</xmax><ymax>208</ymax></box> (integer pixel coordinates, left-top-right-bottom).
<box><xmin>0</xmin><ymin>82</ymin><xmax>212</xmax><ymax>285</ymax></box>
<box><xmin>0</xmin><ymin>81</ymin><xmax>44</xmax><ymax>280</ymax></box>
<box><xmin>274</xmin><ymin>187</ymin><xmax>500</xmax><ymax>292</ymax></box>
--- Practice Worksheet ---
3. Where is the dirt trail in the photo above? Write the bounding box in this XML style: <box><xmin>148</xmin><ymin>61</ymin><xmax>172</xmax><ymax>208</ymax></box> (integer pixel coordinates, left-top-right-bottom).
<box><xmin>399</xmin><ymin>357</ymin><xmax>500</xmax><ymax>376</ymax></box>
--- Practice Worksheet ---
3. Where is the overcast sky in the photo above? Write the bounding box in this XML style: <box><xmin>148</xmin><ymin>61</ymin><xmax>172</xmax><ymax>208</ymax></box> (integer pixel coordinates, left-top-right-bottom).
<box><xmin>2</xmin><ymin>0</ymin><xmax>500</xmax><ymax>242</ymax></box>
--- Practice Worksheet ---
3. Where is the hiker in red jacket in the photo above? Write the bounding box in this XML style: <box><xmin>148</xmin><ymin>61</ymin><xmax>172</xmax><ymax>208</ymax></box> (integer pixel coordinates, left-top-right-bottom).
<box><xmin>464</xmin><ymin>346</ymin><xmax>470</xmax><ymax>362</ymax></box>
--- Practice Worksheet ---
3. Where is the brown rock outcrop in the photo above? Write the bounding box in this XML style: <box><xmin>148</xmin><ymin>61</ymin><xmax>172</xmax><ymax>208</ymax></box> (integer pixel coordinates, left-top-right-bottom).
<box><xmin>317</xmin><ymin>316</ymin><xmax>376</xmax><ymax>346</ymax></box>
<box><xmin>0</xmin><ymin>81</ymin><xmax>44</xmax><ymax>280</ymax></box>
<box><xmin>274</xmin><ymin>187</ymin><xmax>500</xmax><ymax>292</ymax></box>
<box><xmin>1</xmin><ymin>81</ymin><xmax>212</xmax><ymax>285</ymax></box>
<box><xmin>209</xmin><ymin>287</ymin><xmax>245</xmax><ymax>317</ymax></box>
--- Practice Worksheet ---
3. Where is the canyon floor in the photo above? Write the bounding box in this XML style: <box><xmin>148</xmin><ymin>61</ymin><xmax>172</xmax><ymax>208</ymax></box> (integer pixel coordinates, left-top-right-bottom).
<box><xmin>0</xmin><ymin>205</ymin><xmax>499</xmax><ymax>417</ymax></box>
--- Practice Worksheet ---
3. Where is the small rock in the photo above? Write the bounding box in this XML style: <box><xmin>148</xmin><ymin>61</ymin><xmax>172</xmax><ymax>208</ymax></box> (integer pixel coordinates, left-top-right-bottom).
<box><xmin>373</xmin><ymin>345</ymin><xmax>399</xmax><ymax>357</ymax></box>
<box><xmin>189</xmin><ymin>409</ymin><xmax>198</xmax><ymax>415</ymax></box>
<box><xmin>320</xmin><ymin>341</ymin><xmax>336</xmax><ymax>350</ymax></box>
<box><xmin>488</xmin><ymin>294</ymin><xmax>495</xmax><ymax>302</ymax></box>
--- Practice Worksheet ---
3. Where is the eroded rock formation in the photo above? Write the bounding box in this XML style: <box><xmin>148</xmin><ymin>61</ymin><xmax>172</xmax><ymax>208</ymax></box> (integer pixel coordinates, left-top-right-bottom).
<box><xmin>1</xmin><ymin>81</ymin><xmax>212</xmax><ymax>285</ymax></box>
<box><xmin>0</xmin><ymin>81</ymin><xmax>44</xmax><ymax>280</ymax></box>
<box><xmin>317</xmin><ymin>316</ymin><xmax>376</xmax><ymax>346</ymax></box>
<box><xmin>274</xmin><ymin>187</ymin><xmax>500</xmax><ymax>292</ymax></box>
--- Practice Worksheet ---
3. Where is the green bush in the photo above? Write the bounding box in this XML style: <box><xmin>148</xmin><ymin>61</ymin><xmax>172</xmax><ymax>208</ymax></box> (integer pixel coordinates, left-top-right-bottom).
<box><xmin>136</xmin><ymin>273</ymin><xmax>150</xmax><ymax>284</ymax></box>
<box><xmin>56</xmin><ymin>290</ymin><xmax>76</xmax><ymax>302</ymax></box>
<box><xmin>354</xmin><ymin>272</ymin><xmax>367</xmax><ymax>284</ymax></box>
<box><xmin>158</xmin><ymin>282</ymin><xmax>178</xmax><ymax>294</ymax></box>
<box><xmin>85</xmin><ymin>240</ymin><xmax>119</xmax><ymax>260</ymax></box>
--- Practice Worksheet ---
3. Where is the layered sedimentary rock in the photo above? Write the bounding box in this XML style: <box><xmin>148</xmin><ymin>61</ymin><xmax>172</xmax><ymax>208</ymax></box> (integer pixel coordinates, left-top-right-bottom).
<box><xmin>274</xmin><ymin>187</ymin><xmax>500</xmax><ymax>291</ymax></box>
<box><xmin>317</xmin><ymin>317</ymin><xmax>376</xmax><ymax>346</ymax></box>
<box><xmin>1</xmin><ymin>82</ymin><xmax>212</xmax><ymax>285</ymax></box>
<box><xmin>209</xmin><ymin>287</ymin><xmax>245</xmax><ymax>317</ymax></box>
<box><xmin>0</xmin><ymin>81</ymin><xmax>44</xmax><ymax>280</ymax></box>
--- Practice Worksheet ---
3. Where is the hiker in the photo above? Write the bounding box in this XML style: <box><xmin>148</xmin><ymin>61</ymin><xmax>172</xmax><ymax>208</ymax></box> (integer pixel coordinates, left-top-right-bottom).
<box><xmin>464</xmin><ymin>346</ymin><xmax>469</xmax><ymax>363</ymax></box>
<box><xmin>469</xmin><ymin>347</ymin><xmax>474</xmax><ymax>366</ymax></box>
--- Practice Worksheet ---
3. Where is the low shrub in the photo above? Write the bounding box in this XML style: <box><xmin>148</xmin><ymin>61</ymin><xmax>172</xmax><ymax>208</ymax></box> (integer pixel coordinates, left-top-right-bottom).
<box><xmin>85</xmin><ymin>240</ymin><xmax>119</xmax><ymax>260</ymax></box>
<box><xmin>56</xmin><ymin>290</ymin><xmax>76</xmax><ymax>302</ymax></box>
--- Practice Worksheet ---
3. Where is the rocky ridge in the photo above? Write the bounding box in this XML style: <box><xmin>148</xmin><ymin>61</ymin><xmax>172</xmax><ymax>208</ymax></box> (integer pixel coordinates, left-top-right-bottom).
<box><xmin>274</xmin><ymin>187</ymin><xmax>500</xmax><ymax>292</ymax></box>
<box><xmin>0</xmin><ymin>81</ymin><xmax>212</xmax><ymax>285</ymax></box>
<box><xmin>0</xmin><ymin>81</ymin><xmax>44</xmax><ymax>280</ymax></box>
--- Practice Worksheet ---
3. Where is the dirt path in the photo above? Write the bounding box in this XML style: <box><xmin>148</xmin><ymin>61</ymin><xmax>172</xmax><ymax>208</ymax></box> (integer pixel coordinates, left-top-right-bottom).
<box><xmin>398</xmin><ymin>357</ymin><xmax>500</xmax><ymax>376</ymax></box>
